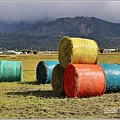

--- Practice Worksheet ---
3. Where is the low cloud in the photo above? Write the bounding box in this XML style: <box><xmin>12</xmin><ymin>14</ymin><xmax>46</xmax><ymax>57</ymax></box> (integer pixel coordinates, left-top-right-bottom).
<box><xmin>0</xmin><ymin>1</ymin><xmax>120</xmax><ymax>23</ymax></box>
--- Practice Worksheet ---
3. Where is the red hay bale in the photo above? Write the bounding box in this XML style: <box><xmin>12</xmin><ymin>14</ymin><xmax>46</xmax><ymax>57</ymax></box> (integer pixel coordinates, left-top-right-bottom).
<box><xmin>64</xmin><ymin>64</ymin><xmax>106</xmax><ymax>98</ymax></box>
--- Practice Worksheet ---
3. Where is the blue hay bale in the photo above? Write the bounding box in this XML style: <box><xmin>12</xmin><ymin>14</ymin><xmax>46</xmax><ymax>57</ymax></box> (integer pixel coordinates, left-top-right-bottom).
<box><xmin>0</xmin><ymin>60</ymin><xmax>23</xmax><ymax>82</ymax></box>
<box><xmin>36</xmin><ymin>61</ymin><xmax>59</xmax><ymax>84</ymax></box>
<box><xmin>99</xmin><ymin>63</ymin><xmax>120</xmax><ymax>93</ymax></box>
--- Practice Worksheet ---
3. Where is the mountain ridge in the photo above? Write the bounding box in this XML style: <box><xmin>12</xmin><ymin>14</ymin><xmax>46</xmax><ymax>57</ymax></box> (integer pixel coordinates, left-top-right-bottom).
<box><xmin>0</xmin><ymin>16</ymin><xmax>120</xmax><ymax>50</ymax></box>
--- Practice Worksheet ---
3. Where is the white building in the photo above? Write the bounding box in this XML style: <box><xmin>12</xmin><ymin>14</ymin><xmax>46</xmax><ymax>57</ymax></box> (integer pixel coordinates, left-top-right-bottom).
<box><xmin>0</xmin><ymin>51</ymin><xmax>3</xmax><ymax>54</ymax></box>
<box><xmin>15</xmin><ymin>52</ymin><xmax>23</xmax><ymax>54</ymax></box>
<box><xmin>103</xmin><ymin>49</ymin><xmax>116</xmax><ymax>53</ymax></box>
<box><xmin>6</xmin><ymin>50</ymin><xmax>16</xmax><ymax>54</ymax></box>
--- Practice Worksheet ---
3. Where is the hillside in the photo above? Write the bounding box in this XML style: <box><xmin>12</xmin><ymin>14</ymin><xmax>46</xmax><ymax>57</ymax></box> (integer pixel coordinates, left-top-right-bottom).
<box><xmin>0</xmin><ymin>16</ymin><xmax>120</xmax><ymax>50</ymax></box>
<box><xmin>0</xmin><ymin>21</ymin><xmax>36</xmax><ymax>34</ymax></box>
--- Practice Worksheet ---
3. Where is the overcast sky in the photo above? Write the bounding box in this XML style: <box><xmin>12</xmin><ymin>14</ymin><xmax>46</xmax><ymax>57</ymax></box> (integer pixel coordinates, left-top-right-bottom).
<box><xmin>0</xmin><ymin>1</ymin><xmax>120</xmax><ymax>23</ymax></box>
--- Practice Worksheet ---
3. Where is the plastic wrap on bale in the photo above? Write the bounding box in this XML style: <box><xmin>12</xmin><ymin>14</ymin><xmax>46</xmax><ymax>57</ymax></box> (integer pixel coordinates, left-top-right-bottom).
<box><xmin>59</xmin><ymin>36</ymin><xmax>98</xmax><ymax>68</ymax></box>
<box><xmin>36</xmin><ymin>61</ymin><xmax>59</xmax><ymax>84</ymax></box>
<box><xmin>0</xmin><ymin>60</ymin><xmax>23</xmax><ymax>82</ymax></box>
<box><xmin>64</xmin><ymin>64</ymin><xmax>106</xmax><ymax>98</ymax></box>
<box><xmin>99</xmin><ymin>63</ymin><xmax>120</xmax><ymax>93</ymax></box>
<box><xmin>51</xmin><ymin>64</ymin><xmax>65</xmax><ymax>95</ymax></box>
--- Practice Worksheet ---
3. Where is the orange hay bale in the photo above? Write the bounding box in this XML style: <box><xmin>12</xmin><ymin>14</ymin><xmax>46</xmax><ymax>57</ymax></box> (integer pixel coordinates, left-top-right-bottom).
<box><xmin>64</xmin><ymin>64</ymin><xmax>106</xmax><ymax>98</ymax></box>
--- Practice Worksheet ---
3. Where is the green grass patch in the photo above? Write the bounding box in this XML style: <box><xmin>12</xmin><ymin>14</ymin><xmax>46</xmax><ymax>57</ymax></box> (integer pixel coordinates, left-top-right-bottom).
<box><xmin>98</xmin><ymin>53</ymin><xmax>120</xmax><ymax>64</ymax></box>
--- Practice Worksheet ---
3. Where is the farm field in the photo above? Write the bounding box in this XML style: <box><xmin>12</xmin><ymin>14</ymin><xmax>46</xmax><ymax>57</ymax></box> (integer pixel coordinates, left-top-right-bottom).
<box><xmin>0</xmin><ymin>53</ymin><xmax>120</xmax><ymax>119</ymax></box>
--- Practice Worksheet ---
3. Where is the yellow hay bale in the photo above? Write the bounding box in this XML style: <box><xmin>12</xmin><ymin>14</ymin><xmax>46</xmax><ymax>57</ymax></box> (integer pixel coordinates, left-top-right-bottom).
<box><xmin>59</xmin><ymin>36</ymin><xmax>98</xmax><ymax>68</ymax></box>
<box><xmin>51</xmin><ymin>64</ymin><xmax>65</xmax><ymax>95</ymax></box>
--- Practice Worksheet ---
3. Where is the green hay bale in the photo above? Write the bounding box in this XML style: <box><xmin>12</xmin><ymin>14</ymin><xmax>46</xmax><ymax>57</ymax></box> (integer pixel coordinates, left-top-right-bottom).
<box><xmin>51</xmin><ymin>64</ymin><xmax>65</xmax><ymax>95</ymax></box>
<box><xmin>59</xmin><ymin>36</ymin><xmax>98</xmax><ymax>68</ymax></box>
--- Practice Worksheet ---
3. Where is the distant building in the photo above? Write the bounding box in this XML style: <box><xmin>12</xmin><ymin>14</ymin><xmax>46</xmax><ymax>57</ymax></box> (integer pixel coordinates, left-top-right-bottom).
<box><xmin>103</xmin><ymin>49</ymin><xmax>115</xmax><ymax>53</ymax></box>
<box><xmin>15</xmin><ymin>52</ymin><xmax>23</xmax><ymax>54</ymax></box>
<box><xmin>0</xmin><ymin>51</ymin><xmax>3</xmax><ymax>54</ymax></box>
<box><xmin>23</xmin><ymin>52</ymin><xmax>27</xmax><ymax>54</ymax></box>
<box><xmin>38</xmin><ymin>51</ymin><xmax>52</xmax><ymax>54</ymax></box>
<box><xmin>6</xmin><ymin>50</ymin><xmax>16</xmax><ymax>54</ymax></box>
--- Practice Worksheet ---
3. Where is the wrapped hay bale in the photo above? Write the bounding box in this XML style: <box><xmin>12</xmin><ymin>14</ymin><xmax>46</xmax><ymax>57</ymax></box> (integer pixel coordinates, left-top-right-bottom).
<box><xmin>99</xmin><ymin>63</ymin><xmax>120</xmax><ymax>93</ymax></box>
<box><xmin>36</xmin><ymin>61</ymin><xmax>59</xmax><ymax>84</ymax></box>
<box><xmin>64</xmin><ymin>64</ymin><xmax>106</xmax><ymax>98</ymax></box>
<box><xmin>51</xmin><ymin>64</ymin><xmax>65</xmax><ymax>95</ymax></box>
<box><xmin>59</xmin><ymin>36</ymin><xmax>98</xmax><ymax>68</ymax></box>
<box><xmin>0</xmin><ymin>60</ymin><xmax>23</xmax><ymax>82</ymax></box>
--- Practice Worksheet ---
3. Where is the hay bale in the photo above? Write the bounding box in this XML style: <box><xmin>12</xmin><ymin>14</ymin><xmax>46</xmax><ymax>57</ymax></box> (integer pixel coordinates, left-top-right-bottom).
<box><xmin>99</xmin><ymin>63</ymin><xmax>120</xmax><ymax>93</ymax></box>
<box><xmin>36</xmin><ymin>61</ymin><xmax>47</xmax><ymax>84</ymax></box>
<box><xmin>64</xmin><ymin>64</ymin><xmax>106</xmax><ymax>98</ymax></box>
<box><xmin>51</xmin><ymin>64</ymin><xmax>65</xmax><ymax>95</ymax></box>
<box><xmin>59</xmin><ymin>36</ymin><xmax>98</xmax><ymax>68</ymax></box>
<box><xmin>36</xmin><ymin>61</ymin><xmax>59</xmax><ymax>84</ymax></box>
<box><xmin>0</xmin><ymin>60</ymin><xmax>23</xmax><ymax>82</ymax></box>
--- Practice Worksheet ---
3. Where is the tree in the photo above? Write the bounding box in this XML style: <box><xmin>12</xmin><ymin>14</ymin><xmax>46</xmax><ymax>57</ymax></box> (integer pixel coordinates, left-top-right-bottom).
<box><xmin>3</xmin><ymin>48</ymin><xmax>6</xmax><ymax>54</ymax></box>
<box><xmin>99</xmin><ymin>48</ymin><xmax>104</xmax><ymax>53</ymax></box>
<box><xmin>33</xmin><ymin>50</ymin><xmax>38</xmax><ymax>54</ymax></box>
<box><xmin>118</xmin><ymin>48</ymin><xmax>120</xmax><ymax>52</ymax></box>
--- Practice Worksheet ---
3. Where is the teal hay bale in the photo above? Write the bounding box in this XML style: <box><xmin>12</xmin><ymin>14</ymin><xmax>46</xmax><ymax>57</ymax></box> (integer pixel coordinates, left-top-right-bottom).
<box><xmin>99</xmin><ymin>63</ymin><xmax>120</xmax><ymax>93</ymax></box>
<box><xmin>0</xmin><ymin>60</ymin><xmax>23</xmax><ymax>82</ymax></box>
<box><xmin>36</xmin><ymin>61</ymin><xmax>59</xmax><ymax>84</ymax></box>
<box><xmin>51</xmin><ymin>64</ymin><xmax>65</xmax><ymax>95</ymax></box>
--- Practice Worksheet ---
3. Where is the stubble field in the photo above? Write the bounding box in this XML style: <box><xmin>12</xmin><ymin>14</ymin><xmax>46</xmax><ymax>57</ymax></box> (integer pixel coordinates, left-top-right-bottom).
<box><xmin>0</xmin><ymin>53</ymin><xmax>120</xmax><ymax>119</ymax></box>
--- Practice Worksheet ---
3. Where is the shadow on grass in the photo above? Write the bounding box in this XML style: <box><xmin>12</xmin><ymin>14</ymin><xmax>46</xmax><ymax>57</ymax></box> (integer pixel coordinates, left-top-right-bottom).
<box><xmin>20</xmin><ymin>81</ymin><xmax>38</xmax><ymax>85</ymax></box>
<box><xmin>7</xmin><ymin>90</ymin><xmax>66</xmax><ymax>98</ymax></box>
<box><xmin>19</xmin><ymin>80</ymin><xmax>51</xmax><ymax>85</ymax></box>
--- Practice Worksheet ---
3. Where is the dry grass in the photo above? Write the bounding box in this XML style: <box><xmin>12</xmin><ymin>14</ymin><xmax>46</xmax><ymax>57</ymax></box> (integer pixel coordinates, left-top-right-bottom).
<box><xmin>0</xmin><ymin>53</ymin><xmax>119</xmax><ymax>119</ymax></box>
<box><xmin>98</xmin><ymin>53</ymin><xmax>120</xmax><ymax>64</ymax></box>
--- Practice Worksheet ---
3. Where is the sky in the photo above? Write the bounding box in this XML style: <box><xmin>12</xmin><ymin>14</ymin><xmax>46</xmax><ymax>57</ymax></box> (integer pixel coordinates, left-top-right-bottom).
<box><xmin>0</xmin><ymin>1</ymin><xmax>120</xmax><ymax>23</ymax></box>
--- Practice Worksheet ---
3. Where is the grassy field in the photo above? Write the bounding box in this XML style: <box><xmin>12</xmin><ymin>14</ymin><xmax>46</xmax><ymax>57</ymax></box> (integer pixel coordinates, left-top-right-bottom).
<box><xmin>0</xmin><ymin>53</ymin><xmax>120</xmax><ymax>119</ymax></box>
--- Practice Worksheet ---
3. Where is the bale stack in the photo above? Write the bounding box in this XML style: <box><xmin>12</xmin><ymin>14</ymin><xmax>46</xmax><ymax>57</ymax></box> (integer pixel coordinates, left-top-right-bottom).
<box><xmin>52</xmin><ymin>36</ymin><xmax>120</xmax><ymax>97</ymax></box>
<box><xmin>51</xmin><ymin>36</ymin><xmax>106</xmax><ymax>97</ymax></box>
<box><xmin>36</xmin><ymin>61</ymin><xmax>59</xmax><ymax>84</ymax></box>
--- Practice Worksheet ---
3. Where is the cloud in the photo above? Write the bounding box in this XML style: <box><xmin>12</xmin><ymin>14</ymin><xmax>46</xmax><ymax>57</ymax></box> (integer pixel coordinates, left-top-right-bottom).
<box><xmin>0</xmin><ymin>1</ymin><xmax>120</xmax><ymax>23</ymax></box>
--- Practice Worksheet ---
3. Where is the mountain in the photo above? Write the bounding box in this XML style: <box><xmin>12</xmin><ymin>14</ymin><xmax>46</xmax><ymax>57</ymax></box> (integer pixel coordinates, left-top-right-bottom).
<box><xmin>0</xmin><ymin>21</ymin><xmax>36</xmax><ymax>33</ymax></box>
<box><xmin>0</xmin><ymin>16</ymin><xmax>120</xmax><ymax>50</ymax></box>
<box><xmin>0</xmin><ymin>17</ymin><xmax>51</xmax><ymax>34</ymax></box>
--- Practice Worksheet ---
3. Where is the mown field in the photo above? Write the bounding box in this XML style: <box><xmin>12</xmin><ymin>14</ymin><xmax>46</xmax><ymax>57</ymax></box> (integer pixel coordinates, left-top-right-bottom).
<box><xmin>0</xmin><ymin>53</ymin><xmax>120</xmax><ymax>119</ymax></box>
